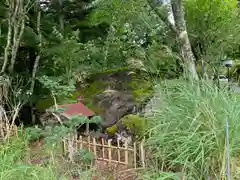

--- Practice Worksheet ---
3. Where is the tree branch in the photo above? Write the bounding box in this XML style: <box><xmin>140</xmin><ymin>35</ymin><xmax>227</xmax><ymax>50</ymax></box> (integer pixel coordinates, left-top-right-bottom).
<box><xmin>29</xmin><ymin>0</ymin><xmax>42</xmax><ymax>124</ymax></box>
<box><xmin>1</xmin><ymin>1</ymin><xmax>13</xmax><ymax>73</ymax></box>
<box><xmin>30</xmin><ymin>5</ymin><xmax>41</xmax><ymax>96</ymax></box>
<box><xmin>9</xmin><ymin>0</ymin><xmax>26</xmax><ymax>74</ymax></box>
<box><xmin>147</xmin><ymin>0</ymin><xmax>178</xmax><ymax>34</ymax></box>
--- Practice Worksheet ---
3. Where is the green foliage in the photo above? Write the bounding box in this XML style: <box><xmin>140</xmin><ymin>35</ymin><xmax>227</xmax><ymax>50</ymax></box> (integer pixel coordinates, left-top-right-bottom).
<box><xmin>185</xmin><ymin>0</ymin><xmax>240</xmax><ymax>64</ymax></box>
<box><xmin>25</xmin><ymin>126</ymin><xmax>43</xmax><ymax>142</ymax></box>
<box><xmin>22</xmin><ymin>26</ymin><xmax>39</xmax><ymax>49</ymax></box>
<box><xmin>75</xmin><ymin>148</ymin><xmax>94</xmax><ymax>164</ymax></box>
<box><xmin>37</xmin><ymin>75</ymin><xmax>75</xmax><ymax>98</ymax></box>
<box><xmin>0</xmin><ymin>134</ymin><xmax>59</xmax><ymax>180</ymax></box>
<box><xmin>0</xmin><ymin>128</ymin><xmax>99</xmax><ymax>179</ymax></box>
<box><xmin>146</xmin><ymin>80</ymin><xmax>240</xmax><ymax>178</ymax></box>
<box><xmin>133</xmin><ymin>42</ymin><xmax>181</xmax><ymax>78</ymax></box>
<box><xmin>27</xmin><ymin>114</ymin><xmax>102</xmax><ymax>148</ymax></box>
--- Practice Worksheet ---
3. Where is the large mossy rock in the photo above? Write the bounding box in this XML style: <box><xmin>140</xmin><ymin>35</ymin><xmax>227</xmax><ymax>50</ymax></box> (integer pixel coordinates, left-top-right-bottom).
<box><xmin>93</xmin><ymin>90</ymin><xmax>136</xmax><ymax>128</ymax></box>
<box><xmin>73</xmin><ymin>68</ymin><xmax>153</xmax><ymax>104</ymax></box>
<box><xmin>36</xmin><ymin>68</ymin><xmax>154</xmax><ymax>128</ymax></box>
<box><xmin>72</xmin><ymin>68</ymin><xmax>154</xmax><ymax>128</ymax></box>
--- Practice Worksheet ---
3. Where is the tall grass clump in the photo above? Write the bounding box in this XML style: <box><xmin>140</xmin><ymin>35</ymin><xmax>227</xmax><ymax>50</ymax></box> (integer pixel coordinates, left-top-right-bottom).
<box><xmin>145</xmin><ymin>80</ymin><xmax>240</xmax><ymax>179</ymax></box>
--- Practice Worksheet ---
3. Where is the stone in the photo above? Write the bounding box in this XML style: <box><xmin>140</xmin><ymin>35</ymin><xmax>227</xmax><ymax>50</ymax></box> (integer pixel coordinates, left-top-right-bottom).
<box><xmin>73</xmin><ymin>68</ymin><xmax>154</xmax><ymax>129</ymax></box>
<box><xmin>94</xmin><ymin>90</ymin><xmax>136</xmax><ymax>129</ymax></box>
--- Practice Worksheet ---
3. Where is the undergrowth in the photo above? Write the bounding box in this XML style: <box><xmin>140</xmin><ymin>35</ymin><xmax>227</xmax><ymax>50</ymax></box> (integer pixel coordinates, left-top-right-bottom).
<box><xmin>2</xmin><ymin>80</ymin><xmax>240</xmax><ymax>180</ymax></box>
<box><xmin>0</xmin><ymin>133</ymin><xmax>58</xmax><ymax>180</ymax></box>
<box><xmin>145</xmin><ymin>80</ymin><xmax>240</xmax><ymax>179</ymax></box>
<box><xmin>0</xmin><ymin>129</ymin><xmax>97</xmax><ymax>180</ymax></box>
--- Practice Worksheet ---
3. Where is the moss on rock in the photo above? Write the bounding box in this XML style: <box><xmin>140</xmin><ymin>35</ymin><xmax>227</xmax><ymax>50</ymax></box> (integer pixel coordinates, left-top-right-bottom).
<box><xmin>106</xmin><ymin>114</ymin><xmax>147</xmax><ymax>136</ymax></box>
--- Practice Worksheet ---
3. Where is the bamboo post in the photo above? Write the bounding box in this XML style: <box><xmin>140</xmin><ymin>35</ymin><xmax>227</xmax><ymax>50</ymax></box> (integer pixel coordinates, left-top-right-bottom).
<box><xmin>102</xmin><ymin>138</ymin><xmax>105</xmax><ymax>159</ymax></box>
<box><xmin>140</xmin><ymin>140</ymin><xmax>145</xmax><ymax>168</ymax></box>
<box><xmin>75</xmin><ymin>134</ymin><xmax>79</xmax><ymax>149</ymax></box>
<box><xmin>92</xmin><ymin>137</ymin><xmax>97</xmax><ymax>167</ymax></box>
<box><xmin>74</xmin><ymin>134</ymin><xmax>78</xmax><ymax>149</ymax></box>
<box><xmin>124</xmin><ymin>141</ymin><xmax>128</xmax><ymax>165</ymax></box>
<box><xmin>88</xmin><ymin>135</ymin><xmax>91</xmax><ymax>151</ymax></box>
<box><xmin>108</xmin><ymin>139</ymin><xmax>112</xmax><ymax>165</ymax></box>
<box><xmin>72</xmin><ymin>135</ymin><xmax>77</xmax><ymax>149</ymax></box>
<box><xmin>93</xmin><ymin>137</ymin><xmax>97</xmax><ymax>156</ymax></box>
<box><xmin>133</xmin><ymin>142</ymin><xmax>137</xmax><ymax>168</ymax></box>
<box><xmin>117</xmin><ymin>139</ymin><xmax>120</xmax><ymax>162</ymax></box>
<box><xmin>68</xmin><ymin>135</ymin><xmax>74</xmax><ymax>162</ymax></box>
<box><xmin>86</xmin><ymin>122</ymin><xmax>89</xmax><ymax>134</ymax></box>
<box><xmin>62</xmin><ymin>138</ymin><xmax>66</xmax><ymax>154</ymax></box>
<box><xmin>80</xmin><ymin>135</ymin><xmax>83</xmax><ymax>149</ymax></box>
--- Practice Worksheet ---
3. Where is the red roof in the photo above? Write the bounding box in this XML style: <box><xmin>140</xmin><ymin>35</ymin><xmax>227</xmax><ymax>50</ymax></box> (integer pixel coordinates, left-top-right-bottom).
<box><xmin>57</xmin><ymin>102</ymin><xmax>95</xmax><ymax>118</ymax></box>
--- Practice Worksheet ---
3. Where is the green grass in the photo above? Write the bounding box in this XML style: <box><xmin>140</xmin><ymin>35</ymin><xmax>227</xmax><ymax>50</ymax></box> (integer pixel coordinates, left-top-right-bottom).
<box><xmin>0</xmin><ymin>131</ymin><xmax>98</xmax><ymax>180</ymax></box>
<box><xmin>145</xmin><ymin>80</ymin><xmax>240</xmax><ymax>179</ymax></box>
<box><xmin>0</xmin><ymin>133</ymin><xmax>60</xmax><ymax>180</ymax></box>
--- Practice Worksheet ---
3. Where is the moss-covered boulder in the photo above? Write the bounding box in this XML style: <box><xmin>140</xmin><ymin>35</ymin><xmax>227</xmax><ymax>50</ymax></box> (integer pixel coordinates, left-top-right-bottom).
<box><xmin>36</xmin><ymin>68</ymin><xmax>154</xmax><ymax>128</ymax></box>
<box><xmin>106</xmin><ymin>114</ymin><xmax>147</xmax><ymax>138</ymax></box>
<box><xmin>72</xmin><ymin>68</ymin><xmax>153</xmax><ymax>128</ymax></box>
<box><xmin>73</xmin><ymin>68</ymin><xmax>154</xmax><ymax>109</ymax></box>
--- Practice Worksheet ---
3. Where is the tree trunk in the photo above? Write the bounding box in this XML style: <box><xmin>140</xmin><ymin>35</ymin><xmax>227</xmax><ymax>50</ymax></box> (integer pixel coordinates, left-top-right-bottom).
<box><xmin>58</xmin><ymin>0</ymin><xmax>64</xmax><ymax>33</ymax></box>
<box><xmin>29</xmin><ymin>0</ymin><xmax>42</xmax><ymax>124</ymax></box>
<box><xmin>160</xmin><ymin>0</ymin><xmax>175</xmax><ymax>25</ymax></box>
<box><xmin>1</xmin><ymin>2</ymin><xmax>12</xmax><ymax>73</ymax></box>
<box><xmin>171</xmin><ymin>0</ymin><xmax>198</xmax><ymax>80</ymax></box>
<box><xmin>9</xmin><ymin>0</ymin><xmax>26</xmax><ymax>74</ymax></box>
<box><xmin>148</xmin><ymin>0</ymin><xmax>199</xmax><ymax>80</ymax></box>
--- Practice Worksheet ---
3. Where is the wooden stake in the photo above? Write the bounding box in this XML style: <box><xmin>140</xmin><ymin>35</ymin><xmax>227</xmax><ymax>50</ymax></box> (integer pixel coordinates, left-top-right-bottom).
<box><xmin>117</xmin><ymin>139</ymin><xmax>120</xmax><ymax>162</ymax></box>
<box><xmin>62</xmin><ymin>139</ymin><xmax>66</xmax><ymax>154</ymax></box>
<box><xmin>88</xmin><ymin>135</ymin><xmax>91</xmax><ymax>151</ymax></box>
<box><xmin>102</xmin><ymin>138</ymin><xmax>105</xmax><ymax>159</ymax></box>
<box><xmin>133</xmin><ymin>142</ymin><xmax>137</xmax><ymax>169</ymax></box>
<box><xmin>93</xmin><ymin>137</ymin><xmax>97</xmax><ymax>157</ymax></box>
<box><xmin>68</xmin><ymin>135</ymin><xmax>74</xmax><ymax>162</ymax></box>
<box><xmin>86</xmin><ymin>122</ymin><xmax>89</xmax><ymax>134</ymax></box>
<box><xmin>124</xmin><ymin>141</ymin><xmax>128</xmax><ymax>165</ymax></box>
<box><xmin>80</xmin><ymin>135</ymin><xmax>83</xmax><ymax>149</ymax></box>
<box><xmin>140</xmin><ymin>140</ymin><xmax>145</xmax><ymax>168</ymax></box>
<box><xmin>108</xmin><ymin>139</ymin><xmax>112</xmax><ymax>165</ymax></box>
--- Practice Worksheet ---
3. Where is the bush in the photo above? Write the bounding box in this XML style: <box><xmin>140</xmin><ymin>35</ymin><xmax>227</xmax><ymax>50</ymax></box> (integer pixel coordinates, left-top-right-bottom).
<box><xmin>145</xmin><ymin>80</ymin><xmax>240</xmax><ymax>179</ymax></box>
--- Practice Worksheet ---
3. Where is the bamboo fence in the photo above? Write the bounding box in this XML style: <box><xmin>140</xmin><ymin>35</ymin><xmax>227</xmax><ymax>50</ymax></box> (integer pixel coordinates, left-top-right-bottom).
<box><xmin>62</xmin><ymin>134</ymin><xmax>146</xmax><ymax>169</ymax></box>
